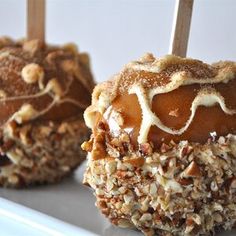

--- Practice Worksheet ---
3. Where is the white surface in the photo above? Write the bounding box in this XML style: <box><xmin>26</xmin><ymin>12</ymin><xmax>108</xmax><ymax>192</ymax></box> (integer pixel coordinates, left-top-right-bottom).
<box><xmin>0</xmin><ymin>198</ymin><xmax>96</xmax><ymax>236</ymax></box>
<box><xmin>0</xmin><ymin>162</ymin><xmax>235</xmax><ymax>236</ymax></box>
<box><xmin>0</xmin><ymin>0</ymin><xmax>236</xmax><ymax>82</ymax></box>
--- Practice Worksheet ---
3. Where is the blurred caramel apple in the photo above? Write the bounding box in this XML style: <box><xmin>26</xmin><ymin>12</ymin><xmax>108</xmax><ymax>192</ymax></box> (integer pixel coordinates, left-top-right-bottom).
<box><xmin>0</xmin><ymin>37</ymin><xmax>95</xmax><ymax>187</ymax></box>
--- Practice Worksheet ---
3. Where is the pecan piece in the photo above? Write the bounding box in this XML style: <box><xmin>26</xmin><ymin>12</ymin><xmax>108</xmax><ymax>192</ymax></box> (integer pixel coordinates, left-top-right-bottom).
<box><xmin>139</xmin><ymin>143</ymin><xmax>153</xmax><ymax>155</ymax></box>
<box><xmin>182</xmin><ymin>161</ymin><xmax>201</xmax><ymax>178</ymax></box>
<box><xmin>176</xmin><ymin>177</ymin><xmax>193</xmax><ymax>186</ymax></box>
<box><xmin>160</xmin><ymin>143</ymin><xmax>171</xmax><ymax>153</ymax></box>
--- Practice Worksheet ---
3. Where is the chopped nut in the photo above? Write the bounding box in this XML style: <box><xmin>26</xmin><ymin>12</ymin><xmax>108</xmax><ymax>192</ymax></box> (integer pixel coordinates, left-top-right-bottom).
<box><xmin>0</xmin><ymin>139</ymin><xmax>14</xmax><ymax>153</ymax></box>
<box><xmin>40</xmin><ymin>126</ymin><xmax>52</xmax><ymax>136</ymax></box>
<box><xmin>212</xmin><ymin>202</ymin><xmax>223</xmax><ymax>212</ymax></box>
<box><xmin>19</xmin><ymin>125</ymin><xmax>32</xmax><ymax>145</ymax></box>
<box><xmin>140</xmin><ymin>143</ymin><xmax>153</xmax><ymax>155</ymax></box>
<box><xmin>167</xmin><ymin>158</ymin><xmax>176</xmax><ymax>168</ymax></box>
<box><xmin>123</xmin><ymin>193</ymin><xmax>134</xmax><ymax>204</ymax></box>
<box><xmin>210</xmin><ymin>181</ymin><xmax>218</xmax><ymax>192</ymax></box>
<box><xmin>168</xmin><ymin>108</ymin><xmax>179</xmax><ymax>117</ymax></box>
<box><xmin>97</xmin><ymin>200</ymin><xmax>107</xmax><ymax>209</ymax></box>
<box><xmin>230</xmin><ymin>178</ymin><xmax>236</xmax><ymax>189</ymax></box>
<box><xmin>160</xmin><ymin>143</ymin><xmax>171</xmax><ymax>153</ymax></box>
<box><xmin>213</xmin><ymin>213</ymin><xmax>223</xmax><ymax>223</ymax></box>
<box><xmin>23</xmin><ymin>39</ymin><xmax>42</xmax><ymax>54</ymax></box>
<box><xmin>57</xmin><ymin>123</ymin><xmax>68</xmax><ymax>134</ymax></box>
<box><xmin>4</xmin><ymin>120</ymin><xmax>17</xmax><ymax>138</ymax></box>
<box><xmin>117</xmin><ymin>219</ymin><xmax>133</xmax><ymax>228</ymax></box>
<box><xmin>218</xmin><ymin>136</ymin><xmax>226</xmax><ymax>145</ymax></box>
<box><xmin>140</xmin><ymin>196</ymin><xmax>150</xmax><ymax>212</ymax></box>
<box><xmin>118</xmin><ymin>186</ymin><xmax>127</xmax><ymax>194</ymax></box>
<box><xmin>117</xmin><ymin>161</ymin><xmax>127</xmax><ymax>170</ymax></box>
<box><xmin>81</xmin><ymin>140</ymin><xmax>93</xmax><ymax>152</ymax></box>
<box><xmin>187</xmin><ymin>213</ymin><xmax>201</xmax><ymax>225</ymax></box>
<box><xmin>115</xmin><ymin>201</ymin><xmax>122</xmax><ymax>209</ymax></box>
<box><xmin>60</xmin><ymin>166</ymin><xmax>70</xmax><ymax>172</ymax></box>
<box><xmin>110</xmin><ymin>137</ymin><xmax>119</xmax><ymax>147</ymax></box>
<box><xmin>182</xmin><ymin>161</ymin><xmax>201</xmax><ymax>178</ymax></box>
<box><xmin>140</xmin><ymin>213</ymin><xmax>152</xmax><ymax>222</ymax></box>
<box><xmin>105</xmin><ymin>160</ymin><xmax>117</xmax><ymax>174</ymax></box>
<box><xmin>120</xmin><ymin>133</ymin><xmax>130</xmax><ymax>143</ymax></box>
<box><xmin>62</xmin><ymin>43</ymin><xmax>78</xmax><ymax>54</ymax></box>
<box><xmin>139</xmin><ymin>53</ymin><xmax>155</xmax><ymax>63</ymax></box>
<box><xmin>95</xmin><ymin>188</ymin><xmax>104</xmax><ymax>196</ymax></box>
<box><xmin>84</xmin><ymin>124</ymin><xmax>236</xmax><ymax>235</ymax></box>
<box><xmin>106</xmin><ymin>179</ymin><xmax>114</xmax><ymax>191</ymax></box>
<box><xmin>169</xmin><ymin>140</ymin><xmax>177</xmax><ymax>147</ymax></box>
<box><xmin>185</xmin><ymin>225</ymin><xmax>194</xmax><ymax>234</ymax></box>
<box><xmin>21</xmin><ymin>63</ymin><xmax>44</xmax><ymax>84</ymax></box>
<box><xmin>61</xmin><ymin>59</ymin><xmax>77</xmax><ymax>74</ymax></box>
<box><xmin>150</xmin><ymin>183</ymin><xmax>157</xmax><ymax>195</ymax></box>
<box><xmin>176</xmin><ymin>177</ymin><xmax>193</xmax><ymax>186</ymax></box>
<box><xmin>121</xmin><ymin>203</ymin><xmax>132</xmax><ymax>214</ymax></box>
<box><xmin>181</xmin><ymin>145</ymin><xmax>193</xmax><ymax>157</ymax></box>
<box><xmin>123</xmin><ymin>156</ymin><xmax>144</xmax><ymax>167</ymax></box>
<box><xmin>45</xmin><ymin>78</ymin><xmax>63</xmax><ymax>97</ymax></box>
<box><xmin>12</xmin><ymin>104</ymin><xmax>38</xmax><ymax>124</ymax></box>
<box><xmin>20</xmin><ymin>158</ymin><xmax>33</xmax><ymax>168</ymax></box>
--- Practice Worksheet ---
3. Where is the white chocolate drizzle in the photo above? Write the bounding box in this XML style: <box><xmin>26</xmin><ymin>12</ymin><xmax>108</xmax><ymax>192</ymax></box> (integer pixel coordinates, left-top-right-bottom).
<box><xmin>130</xmin><ymin>85</ymin><xmax>236</xmax><ymax>144</ymax></box>
<box><xmin>5</xmin><ymin>75</ymin><xmax>88</xmax><ymax>126</ymax></box>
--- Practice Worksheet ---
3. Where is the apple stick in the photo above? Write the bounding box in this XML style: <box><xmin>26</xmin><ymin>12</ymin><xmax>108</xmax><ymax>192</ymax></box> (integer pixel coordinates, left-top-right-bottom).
<box><xmin>169</xmin><ymin>0</ymin><xmax>194</xmax><ymax>57</ymax></box>
<box><xmin>27</xmin><ymin>0</ymin><xmax>45</xmax><ymax>42</ymax></box>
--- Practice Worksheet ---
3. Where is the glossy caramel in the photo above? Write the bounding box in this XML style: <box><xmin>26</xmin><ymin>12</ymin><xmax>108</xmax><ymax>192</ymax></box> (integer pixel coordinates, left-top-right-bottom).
<box><xmin>107</xmin><ymin>78</ymin><xmax>236</xmax><ymax>148</ymax></box>
<box><xmin>0</xmin><ymin>78</ymin><xmax>90</xmax><ymax>126</ymax></box>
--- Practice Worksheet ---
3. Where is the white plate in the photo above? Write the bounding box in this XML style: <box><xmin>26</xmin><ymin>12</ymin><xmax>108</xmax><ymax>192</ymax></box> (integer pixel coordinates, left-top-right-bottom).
<box><xmin>0</xmin><ymin>162</ymin><xmax>235</xmax><ymax>236</ymax></box>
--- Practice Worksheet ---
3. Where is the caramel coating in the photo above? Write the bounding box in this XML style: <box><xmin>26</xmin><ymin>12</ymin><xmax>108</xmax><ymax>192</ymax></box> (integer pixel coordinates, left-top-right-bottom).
<box><xmin>85</xmin><ymin>54</ymin><xmax>236</xmax><ymax>149</ymax></box>
<box><xmin>111</xmin><ymin>77</ymin><xmax>236</xmax><ymax>147</ymax></box>
<box><xmin>0</xmin><ymin>38</ymin><xmax>95</xmax><ymax>126</ymax></box>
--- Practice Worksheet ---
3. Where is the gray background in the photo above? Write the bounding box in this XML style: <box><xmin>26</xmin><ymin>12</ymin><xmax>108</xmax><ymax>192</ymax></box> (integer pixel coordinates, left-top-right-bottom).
<box><xmin>0</xmin><ymin>0</ymin><xmax>235</xmax><ymax>82</ymax></box>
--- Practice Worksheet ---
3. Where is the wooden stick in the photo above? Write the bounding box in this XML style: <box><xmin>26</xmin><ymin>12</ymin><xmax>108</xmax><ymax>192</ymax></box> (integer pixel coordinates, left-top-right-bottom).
<box><xmin>27</xmin><ymin>0</ymin><xmax>45</xmax><ymax>42</ymax></box>
<box><xmin>169</xmin><ymin>0</ymin><xmax>194</xmax><ymax>57</ymax></box>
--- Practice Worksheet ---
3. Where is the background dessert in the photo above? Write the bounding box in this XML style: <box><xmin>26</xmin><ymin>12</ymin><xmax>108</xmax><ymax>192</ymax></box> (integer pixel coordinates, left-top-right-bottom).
<box><xmin>82</xmin><ymin>54</ymin><xmax>236</xmax><ymax>235</ymax></box>
<box><xmin>0</xmin><ymin>37</ymin><xmax>94</xmax><ymax>187</ymax></box>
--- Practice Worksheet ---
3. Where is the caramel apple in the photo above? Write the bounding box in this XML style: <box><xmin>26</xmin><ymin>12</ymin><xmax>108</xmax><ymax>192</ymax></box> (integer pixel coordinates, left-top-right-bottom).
<box><xmin>82</xmin><ymin>54</ymin><xmax>236</xmax><ymax>235</ymax></box>
<box><xmin>0</xmin><ymin>37</ymin><xmax>95</xmax><ymax>187</ymax></box>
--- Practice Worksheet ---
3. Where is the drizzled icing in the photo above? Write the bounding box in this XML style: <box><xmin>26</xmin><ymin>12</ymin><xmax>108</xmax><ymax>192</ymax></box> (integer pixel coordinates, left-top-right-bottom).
<box><xmin>0</xmin><ymin>37</ymin><xmax>95</xmax><ymax>127</ymax></box>
<box><xmin>85</xmin><ymin>53</ymin><xmax>236</xmax><ymax>145</ymax></box>
<box><xmin>130</xmin><ymin>85</ymin><xmax>236</xmax><ymax>143</ymax></box>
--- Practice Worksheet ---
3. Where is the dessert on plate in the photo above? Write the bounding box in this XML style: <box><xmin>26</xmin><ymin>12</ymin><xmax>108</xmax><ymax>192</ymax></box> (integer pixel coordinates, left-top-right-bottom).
<box><xmin>82</xmin><ymin>53</ymin><xmax>236</xmax><ymax>235</ymax></box>
<box><xmin>0</xmin><ymin>37</ymin><xmax>94</xmax><ymax>187</ymax></box>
